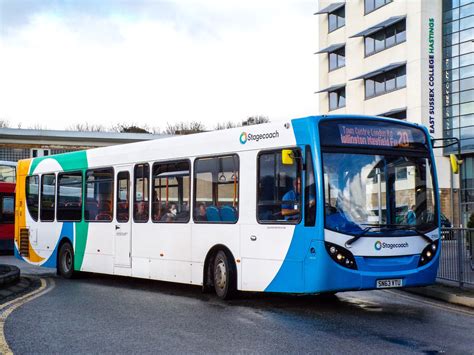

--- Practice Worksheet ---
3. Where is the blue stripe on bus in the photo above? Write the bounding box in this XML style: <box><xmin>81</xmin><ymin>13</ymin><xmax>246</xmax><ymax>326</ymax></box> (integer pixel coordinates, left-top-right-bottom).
<box><xmin>264</xmin><ymin>116</ymin><xmax>320</xmax><ymax>293</ymax></box>
<box><xmin>41</xmin><ymin>222</ymin><xmax>74</xmax><ymax>268</ymax></box>
<box><xmin>264</xmin><ymin>115</ymin><xmax>441</xmax><ymax>293</ymax></box>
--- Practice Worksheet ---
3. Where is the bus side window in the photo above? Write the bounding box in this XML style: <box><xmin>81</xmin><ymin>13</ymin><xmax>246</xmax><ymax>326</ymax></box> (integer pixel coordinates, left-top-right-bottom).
<box><xmin>257</xmin><ymin>149</ymin><xmax>301</xmax><ymax>223</ymax></box>
<box><xmin>152</xmin><ymin>160</ymin><xmax>190</xmax><ymax>223</ymax></box>
<box><xmin>193</xmin><ymin>155</ymin><xmax>239</xmax><ymax>223</ymax></box>
<box><xmin>117</xmin><ymin>172</ymin><xmax>130</xmax><ymax>223</ymax></box>
<box><xmin>305</xmin><ymin>146</ymin><xmax>316</xmax><ymax>227</ymax></box>
<box><xmin>134</xmin><ymin>163</ymin><xmax>149</xmax><ymax>223</ymax></box>
<box><xmin>57</xmin><ymin>172</ymin><xmax>83</xmax><ymax>222</ymax></box>
<box><xmin>40</xmin><ymin>173</ymin><xmax>56</xmax><ymax>222</ymax></box>
<box><xmin>85</xmin><ymin>168</ymin><xmax>114</xmax><ymax>222</ymax></box>
<box><xmin>26</xmin><ymin>175</ymin><xmax>39</xmax><ymax>221</ymax></box>
<box><xmin>0</xmin><ymin>194</ymin><xmax>14</xmax><ymax>224</ymax></box>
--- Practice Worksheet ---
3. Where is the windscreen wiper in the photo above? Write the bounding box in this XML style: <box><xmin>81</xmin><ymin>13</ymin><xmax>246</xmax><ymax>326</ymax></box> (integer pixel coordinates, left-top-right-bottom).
<box><xmin>345</xmin><ymin>223</ymin><xmax>433</xmax><ymax>247</ymax></box>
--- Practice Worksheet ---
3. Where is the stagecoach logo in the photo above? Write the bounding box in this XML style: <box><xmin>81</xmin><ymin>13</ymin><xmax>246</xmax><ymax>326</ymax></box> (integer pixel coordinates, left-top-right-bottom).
<box><xmin>239</xmin><ymin>130</ymin><xmax>279</xmax><ymax>144</ymax></box>
<box><xmin>374</xmin><ymin>240</ymin><xmax>409</xmax><ymax>251</ymax></box>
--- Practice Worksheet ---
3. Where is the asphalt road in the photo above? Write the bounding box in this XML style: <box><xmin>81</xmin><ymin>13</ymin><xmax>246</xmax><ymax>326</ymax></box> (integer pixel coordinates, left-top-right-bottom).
<box><xmin>4</xmin><ymin>271</ymin><xmax>474</xmax><ymax>354</ymax></box>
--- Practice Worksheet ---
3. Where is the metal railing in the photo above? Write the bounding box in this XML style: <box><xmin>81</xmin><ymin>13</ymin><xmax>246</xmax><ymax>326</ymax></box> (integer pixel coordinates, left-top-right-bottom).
<box><xmin>438</xmin><ymin>228</ymin><xmax>474</xmax><ymax>287</ymax></box>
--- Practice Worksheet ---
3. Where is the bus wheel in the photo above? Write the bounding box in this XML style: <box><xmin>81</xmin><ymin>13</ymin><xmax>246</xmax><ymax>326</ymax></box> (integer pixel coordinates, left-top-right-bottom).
<box><xmin>58</xmin><ymin>242</ymin><xmax>74</xmax><ymax>279</ymax></box>
<box><xmin>213</xmin><ymin>250</ymin><xmax>236</xmax><ymax>300</ymax></box>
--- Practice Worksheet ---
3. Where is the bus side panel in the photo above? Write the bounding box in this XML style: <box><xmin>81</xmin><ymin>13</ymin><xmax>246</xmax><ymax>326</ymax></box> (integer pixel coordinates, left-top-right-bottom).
<box><xmin>80</xmin><ymin>223</ymin><xmax>115</xmax><ymax>275</ymax></box>
<box><xmin>191</xmin><ymin>224</ymin><xmax>240</xmax><ymax>286</ymax></box>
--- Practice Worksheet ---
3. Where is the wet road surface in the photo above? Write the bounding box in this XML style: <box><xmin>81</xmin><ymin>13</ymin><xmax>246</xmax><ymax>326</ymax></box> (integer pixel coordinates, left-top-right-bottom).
<box><xmin>5</xmin><ymin>273</ymin><xmax>474</xmax><ymax>354</ymax></box>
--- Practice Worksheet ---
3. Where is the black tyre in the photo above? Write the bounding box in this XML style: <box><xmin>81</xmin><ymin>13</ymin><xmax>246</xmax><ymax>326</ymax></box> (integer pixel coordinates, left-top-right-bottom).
<box><xmin>213</xmin><ymin>250</ymin><xmax>237</xmax><ymax>300</ymax></box>
<box><xmin>58</xmin><ymin>242</ymin><xmax>74</xmax><ymax>279</ymax></box>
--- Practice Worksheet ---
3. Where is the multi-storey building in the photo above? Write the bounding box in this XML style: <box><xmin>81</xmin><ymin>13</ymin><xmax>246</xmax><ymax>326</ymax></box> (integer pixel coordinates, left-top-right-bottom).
<box><xmin>316</xmin><ymin>0</ymin><xmax>473</xmax><ymax>226</ymax></box>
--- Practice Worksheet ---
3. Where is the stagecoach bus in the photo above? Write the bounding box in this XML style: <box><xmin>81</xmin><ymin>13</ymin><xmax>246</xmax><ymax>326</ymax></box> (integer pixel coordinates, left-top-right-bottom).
<box><xmin>14</xmin><ymin>116</ymin><xmax>441</xmax><ymax>299</ymax></box>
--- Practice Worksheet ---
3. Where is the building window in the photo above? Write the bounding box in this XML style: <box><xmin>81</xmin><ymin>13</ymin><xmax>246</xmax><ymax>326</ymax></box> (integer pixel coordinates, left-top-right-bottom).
<box><xmin>365</xmin><ymin>66</ymin><xmax>406</xmax><ymax>99</ymax></box>
<box><xmin>0</xmin><ymin>148</ymin><xmax>29</xmax><ymax>162</ymax></box>
<box><xmin>396</xmin><ymin>167</ymin><xmax>408</xmax><ymax>180</ymax></box>
<box><xmin>85</xmin><ymin>168</ymin><xmax>114</xmax><ymax>222</ymax></box>
<box><xmin>116</xmin><ymin>171</ymin><xmax>130</xmax><ymax>223</ymax></box>
<box><xmin>26</xmin><ymin>175</ymin><xmax>39</xmax><ymax>221</ymax></box>
<box><xmin>31</xmin><ymin>149</ymin><xmax>50</xmax><ymax>158</ymax></box>
<box><xmin>134</xmin><ymin>163</ymin><xmax>150</xmax><ymax>223</ymax></box>
<box><xmin>329</xmin><ymin>87</ymin><xmax>346</xmax><ymax>110</ymax></box>
<box><xmin>365</xmin><ymin>19</ymin><xmax>406</xmax><ymax>56</ymax></box>
<box><xmin>383</xmin><ymin>109</ymin><xmax>407</xmax><ymax>120</ymax></box>
<box><xmin>193</xmin><ymin>155</ymin><xmax>239</xmax><ymax>223</ymax></box>
<box><xmin>40</xmin><ymin>174</ymin><xmax>55</xmax><ymax>222</ymax></box>
<box><xmin>152</xmin><ymin>160</ymin><xmax>190</xmax><ymax>223</ymax></box>
<box><xmin>329</xmin><ymin>47</ymin><xmax>345</xmax><ymax>71</ymax></box>
<box><xmin>257</xmin><ymin>149</ymin><xmax>302</xmax><ymax>224</ymax></box>
<box><xmin>365</xmin><ymin>0</ymin><xmax>392</xmax><ymax>14</ymax></box>
<box><xmin>329</xmin><ymin>6</ymin><xmax>345</xmax><ymax>33</ymax></box>
<box><xmin>57</xmin><ymin>172</ymin><xmax>83</xmax><ymax>222</ymax></box>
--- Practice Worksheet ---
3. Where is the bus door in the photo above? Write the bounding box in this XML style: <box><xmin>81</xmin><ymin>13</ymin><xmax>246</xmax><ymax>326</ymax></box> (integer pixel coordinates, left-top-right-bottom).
<box><xmin>114</xmin><ymin>167</ymin><xmax>132</xmax><ymax>267</ymax></box>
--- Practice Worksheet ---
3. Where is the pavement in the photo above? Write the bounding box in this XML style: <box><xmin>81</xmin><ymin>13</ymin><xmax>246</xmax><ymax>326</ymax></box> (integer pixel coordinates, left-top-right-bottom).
<box><xmin>404</xmin><ymin>282</ymin><xmax>474</xmax><ymax>309</ymax></box>
<box><xmin>0</xmin><ymin>255</ymin><xmax>473</xmax><ymax>309</ymax></box>
<box><xmin>0</xmin><ymin>255</ymin><xmax>54</xmax><ymax>304</ymax></box>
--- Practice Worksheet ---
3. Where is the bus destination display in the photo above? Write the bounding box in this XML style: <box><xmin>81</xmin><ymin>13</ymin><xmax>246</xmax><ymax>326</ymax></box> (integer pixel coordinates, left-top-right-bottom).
<box><xmin>338</xmin><ymin>124</ymin><xmax>415</xmax><ymax>148</ymax></box>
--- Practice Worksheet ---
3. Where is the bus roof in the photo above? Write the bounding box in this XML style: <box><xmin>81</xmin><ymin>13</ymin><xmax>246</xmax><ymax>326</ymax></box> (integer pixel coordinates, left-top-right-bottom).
<box><xmin>18</xmin><ymin>115</ymin><xmax>429</xmax><ymax>175</ymax></box>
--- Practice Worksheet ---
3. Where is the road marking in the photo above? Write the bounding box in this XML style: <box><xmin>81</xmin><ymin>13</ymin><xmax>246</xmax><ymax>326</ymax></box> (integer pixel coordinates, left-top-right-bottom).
<box><xmin>385</xmin><ymin>290</ymin><xmax>474</xmax><ymax>317</ymax></box>
<box><xmin>0</xmin><ymin>278</ymin><xmax>55</xmax><ymax>354</ymax></box>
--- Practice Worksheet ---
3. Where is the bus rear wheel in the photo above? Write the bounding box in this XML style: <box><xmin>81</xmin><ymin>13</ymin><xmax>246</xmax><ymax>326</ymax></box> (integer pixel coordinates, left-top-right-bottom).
<box><xmin>213</xmin><ymin>250</ymin><xmax>237</xmax><ymax>300</ymax></box>
<box><xmin>58</xmin><ymin>242</ymin><xmax>74</xmax><ymax>279</ymax></box>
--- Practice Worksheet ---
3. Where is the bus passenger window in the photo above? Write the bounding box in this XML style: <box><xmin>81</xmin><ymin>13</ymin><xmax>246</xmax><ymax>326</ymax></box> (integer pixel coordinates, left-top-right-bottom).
<box><xmin>193</xmin><ymin>155</ymin><xmax>239</xmax><ymax>223</ymax></box>
<box><xmin>85</xmin><ymin>168</ymin><xmax>114</xmax><ymax>222</ymax></box>
<box><xmin>152</xmin><ymin>160</ymin><xmax>190</xmax><ymax>223</ymax></box>
<box><xmin>117</xmin><ymin>172</ymin><xmax>130</xmax><ymax>223</ymax></box>
<box><xmin>26</xmin><ymin>175</ymin><xmax>39</xmax><ymax>221</ymax></box>
<box><xmin>134</xmin><ymin>163</ymin><xmax>149</xmax><ymax>222</ymax></box>
<box><xmin>40</xmin><ymin>174</ymin><xmax>55</xmax><ymax>222</ymax></box>
<box><xmin>0</xmin><ymin>194</ymin><xmax>14</xmax><ymax>224</ymax></box>
<box><xmin>257</xmin><ymin>149</ymin><xmax>302</xmax><ymax>223</ymax></box>
<box><xmin>57</xmin><ymin>172</ymin><xmax>83</xmax><ymax>222</ymax></box>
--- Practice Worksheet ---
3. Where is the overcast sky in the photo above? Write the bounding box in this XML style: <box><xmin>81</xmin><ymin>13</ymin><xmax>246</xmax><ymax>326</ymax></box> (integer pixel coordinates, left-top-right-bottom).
<box><xmin>0</xmin><ymin>0</ymin><xmax>318</xmax><ymax>131</ymax></box>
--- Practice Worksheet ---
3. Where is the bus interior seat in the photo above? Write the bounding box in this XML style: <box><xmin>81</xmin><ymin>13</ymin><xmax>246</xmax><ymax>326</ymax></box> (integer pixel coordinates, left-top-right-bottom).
<box><xmin>96</xmin><ymin>212</ymin><xmax>112</xmax><ymax>221</ymax></box>
<box><xmin>220</xmin><ymin>205</ymin><xmax>236</xmax><ymax>222</ymax></box>
<box><xmin>206</xmin><ymin>206</ymin><xmax>221</xmax><ymax>222</ymax></box>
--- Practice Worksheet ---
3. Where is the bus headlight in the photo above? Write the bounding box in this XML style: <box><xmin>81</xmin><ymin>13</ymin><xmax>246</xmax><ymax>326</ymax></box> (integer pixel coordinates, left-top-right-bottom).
<box><xmin>418</xmin><ymin>239</ymin><xmax>439</xmax><ymax>267</ymax></box>
<box><xmin>325</xmin><ymin>242</ymin><xmax>357</xmax><ymax>270</ymax></box>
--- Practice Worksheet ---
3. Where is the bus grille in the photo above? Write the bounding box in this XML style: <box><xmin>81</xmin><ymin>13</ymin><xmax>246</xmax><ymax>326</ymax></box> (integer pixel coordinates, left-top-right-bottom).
<box><xmin>19</xmin><ymin>229</ymin><xmax>29</xmax><ymax>257</ymax></box>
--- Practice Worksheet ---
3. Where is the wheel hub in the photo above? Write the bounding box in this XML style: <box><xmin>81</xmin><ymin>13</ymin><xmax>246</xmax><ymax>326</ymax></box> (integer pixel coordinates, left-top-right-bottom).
<box><xmin>215</xmin><ymin>260</ymin><xmax>226</xmax><ymax>290</ymax></box>
<box><xmin>63</xmin><ymin>250</ymin><xmax>72</xmax><ymax>272</ymax></box>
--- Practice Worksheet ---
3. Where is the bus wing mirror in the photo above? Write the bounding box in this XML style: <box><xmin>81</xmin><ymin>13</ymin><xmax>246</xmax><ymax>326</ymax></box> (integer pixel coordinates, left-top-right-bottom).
<box><xmin>450</xmin><ymin>154</ymin><xmax>462</xmax><ymax>174</ymax></box>
<box><xmin>281</xmin><ymin>149</ymin><xmax>294</xmax><ymax>165</ymax></box>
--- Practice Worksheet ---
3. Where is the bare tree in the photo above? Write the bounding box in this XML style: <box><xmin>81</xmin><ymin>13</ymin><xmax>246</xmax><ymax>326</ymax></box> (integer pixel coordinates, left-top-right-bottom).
<box><xmin>165</xmin><ymin>121</ymin><xmax>206</xmax><ymax>135</ymax></box>
<box><xmin>0</xmin><ymin>119</ymin><xmax>10</xmax><ymax>128</ymax></box>
<box><xmin>66</xmin><ymin>123</ymin><xmax>106</xmax><ymax>132</ymax></box>
<box><xmin>110</xmin><ymin>122</ymin><xmax>152</xmax><ymax>134</ymax></box>
<box><xmin>242</xmin><ymin>115</ymin><xmax>270</xmax><ymax>126</ymax></box>
<box><xmin>215</xmin><ymin>121</ymin><xmax>239</xmax><ymax>130</ymax></box>
<box><xmin>27</xmin><ymin>123</ymin><xmax>48</xmax><ymax>130</ymax></box>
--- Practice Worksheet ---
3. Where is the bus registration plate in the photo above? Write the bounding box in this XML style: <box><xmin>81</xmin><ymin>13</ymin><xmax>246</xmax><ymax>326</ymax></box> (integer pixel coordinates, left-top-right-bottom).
<box><xmin>376</xmin><ymin>279</ymin><xmax>403</xmax><ymax>288</ymax></box>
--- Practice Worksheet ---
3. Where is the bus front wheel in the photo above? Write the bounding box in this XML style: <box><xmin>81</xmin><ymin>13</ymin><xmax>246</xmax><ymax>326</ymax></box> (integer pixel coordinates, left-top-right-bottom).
<box><xmin>58</xmin><ymin>242</ymin><xmax>74</xmax><ymax>279</ymax></box>
<box><xmin>213</xmin><ymin>250</ymin><xmax>236</xmax><ymax>300</ymax></box>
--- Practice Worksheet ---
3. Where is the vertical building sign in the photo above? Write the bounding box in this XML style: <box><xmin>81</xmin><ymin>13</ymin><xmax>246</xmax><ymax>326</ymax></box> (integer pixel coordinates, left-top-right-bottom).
<box><xmin>428</xmin><ymin>18</ymin><xmax>435</xmax><ymax>134</ymax></box>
